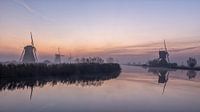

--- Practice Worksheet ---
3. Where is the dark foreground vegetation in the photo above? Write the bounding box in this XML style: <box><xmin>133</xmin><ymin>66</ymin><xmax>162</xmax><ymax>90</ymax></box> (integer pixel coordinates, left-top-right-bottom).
<box><xmin>0</xmin><ymin>63</ymin><xmax>121</xmax><ymax>91</ymax></box>
<box><xmin>0</xmin><ymin>63</ymin><xmax>121</xmax><ymax>78</ymax></box>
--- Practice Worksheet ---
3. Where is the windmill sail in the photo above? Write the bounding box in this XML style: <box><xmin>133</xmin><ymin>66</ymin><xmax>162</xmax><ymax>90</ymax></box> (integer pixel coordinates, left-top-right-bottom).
<box><xmin>19</xmin><ymin>49</ymin><xmax>25</xmax><ymax>62</ymax></box>
<box><xmin>162</xmin><ymin>72</ymin><xmax>169</xmax><ymax>95</ymax></box>
<box><xmin>164</xmin><ymin>40</ymin><xmax>170</xmax><ymax>63</ymax></box>
<box><xmin>30</xmin><ymin>87</ymin><xmax>34</xmax><ymax>100</ymax></box>
<box><xmin>30</xmin><ymin>32</ymin><xmax>34</xmax><ymax>47</ymax></box>
<box><xmin>31</xmin><ymin>32</ymin><xmax>38</xmax><ymax>61</ymax></box>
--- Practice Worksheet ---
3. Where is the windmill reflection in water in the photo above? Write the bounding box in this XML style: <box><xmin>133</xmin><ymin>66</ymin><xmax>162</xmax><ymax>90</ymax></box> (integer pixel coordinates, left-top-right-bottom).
<box><xmin>148</xmin><ymin>67</ymin><xmax>198</xmax><ymax>94</ymax></box>
<box><xmin>148</xmin><ymin>68</ymin><xmax>170</xmax><ymax>94</ymax></box>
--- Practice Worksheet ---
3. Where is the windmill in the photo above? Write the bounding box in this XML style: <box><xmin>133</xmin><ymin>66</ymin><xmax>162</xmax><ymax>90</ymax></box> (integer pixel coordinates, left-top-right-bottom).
<box><xmin>158</xmin><ymin>40</ymin><xmax>170</xmax><ymax>66</ymax></box>
<box><xmin>19</xmin><ymin>32</ymin><xmax>38</xmax><ymax>63</ymax></box>
<box><xmin>54</xmin><ymin>48</ymin><xmax>64</xmax><ymax>63</ymax></box>
<box><xmin>67</xmin><ymin>52</ymin><xmax>73</xmax><ymax>64</ymax></box>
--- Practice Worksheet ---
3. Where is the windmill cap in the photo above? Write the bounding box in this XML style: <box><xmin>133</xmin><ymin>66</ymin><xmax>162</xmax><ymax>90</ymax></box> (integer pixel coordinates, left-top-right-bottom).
<box><xmin>24</xmin><ymin>45</ymin><xmax>35</xmax><ymax>49</ymax></box>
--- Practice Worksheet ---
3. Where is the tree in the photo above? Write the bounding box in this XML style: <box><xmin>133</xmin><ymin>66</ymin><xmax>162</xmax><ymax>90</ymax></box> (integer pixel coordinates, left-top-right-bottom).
<box><xmin>187</xmin><ymin>57</ymin><xmax>197</xmax><ymax>68</ymax></box>
<box><xmin>106</xmin><ymin>57</ymin><xmax>114</xmax><ymax>63</ymax></box>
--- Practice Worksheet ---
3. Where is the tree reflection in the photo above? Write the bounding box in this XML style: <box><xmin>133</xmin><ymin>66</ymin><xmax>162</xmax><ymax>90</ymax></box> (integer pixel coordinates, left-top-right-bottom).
<box><xmin>187</xmin><ymin>70</ymin><xmax>197</xmax><ymax>80</ymax></box>
<box><xmin>0</xmin><ymin>72</ymin><xmax>120</xmax><ymax>100</ymax></box>
<box><xmin>0</xmin><ymin>72</ymin><xmax>120</xmax><ymax>91</ymax></box>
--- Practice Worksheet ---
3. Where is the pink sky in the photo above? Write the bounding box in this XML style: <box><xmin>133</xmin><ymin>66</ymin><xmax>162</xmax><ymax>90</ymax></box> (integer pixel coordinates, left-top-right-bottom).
<box><xmin>0</xmin><ymin>0</ymin><xmax>200</xmax><ymax>64</ymax></box>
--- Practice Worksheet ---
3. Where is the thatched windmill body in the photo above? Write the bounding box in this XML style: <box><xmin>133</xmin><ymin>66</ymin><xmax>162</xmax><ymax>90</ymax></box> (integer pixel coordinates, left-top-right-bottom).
<box><xmin>158</xmin><ymin>40</ymin><xmax>170</xmax><ymax>65</ymax></box>
<box><xmin>19</xmin><ymin>32</ymin><xmax>38</xmax><ymax>63</ymax></box>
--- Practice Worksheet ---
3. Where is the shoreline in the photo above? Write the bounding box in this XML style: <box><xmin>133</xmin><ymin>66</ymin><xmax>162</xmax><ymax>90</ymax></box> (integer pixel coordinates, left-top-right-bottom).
<box><xmin>124</xmin><ymin>64</ymin><xmax>200</xmax><ymax>71</ymax></box>
<box><xmin>0</xmin><ymin>63</ymin><xmax>121</xmax><ymax>78</ymax></box>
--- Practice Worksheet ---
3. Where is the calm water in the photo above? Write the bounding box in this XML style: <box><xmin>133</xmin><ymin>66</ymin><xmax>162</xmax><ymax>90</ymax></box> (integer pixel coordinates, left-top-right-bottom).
<box><xmin>0</xmin><ymin>65</ymin><xmax>200</xmax><ymax>112</ymax></box>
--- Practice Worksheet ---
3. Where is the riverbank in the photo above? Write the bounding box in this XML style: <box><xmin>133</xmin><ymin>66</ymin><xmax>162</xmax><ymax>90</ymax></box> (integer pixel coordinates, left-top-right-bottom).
<box><xmin>125</xmin><ymin>64</ymin><xmax>200</xmax><ymax>71</ymax></box>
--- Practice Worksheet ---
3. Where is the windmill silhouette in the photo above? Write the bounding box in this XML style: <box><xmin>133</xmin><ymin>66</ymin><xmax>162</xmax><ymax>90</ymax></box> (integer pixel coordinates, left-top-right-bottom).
<box><xmin>68</xmin><ymin>52</ymin><xmax>73</xmax><ymax>64</ymax></box>
<box><xmin>158</xmin><ymin>40</ymin><xmax>170</xmax><ymax>65</ymax></box>
<box><xmin>54</xmin><ymin>48</ymin><xmax>64</xmax><ymax>63</ymax></box>
<box><xmin>19</xmin><ymin>32</ymin><xmax>38</xmax><ymax>63</ymax></box>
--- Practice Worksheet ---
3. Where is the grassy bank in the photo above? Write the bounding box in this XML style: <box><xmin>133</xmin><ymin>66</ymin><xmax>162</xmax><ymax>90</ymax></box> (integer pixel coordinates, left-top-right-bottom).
<box><xmin>127</xmin><ymin>64</ymin><xmax>200</xmax><ymax>71</ymax></box>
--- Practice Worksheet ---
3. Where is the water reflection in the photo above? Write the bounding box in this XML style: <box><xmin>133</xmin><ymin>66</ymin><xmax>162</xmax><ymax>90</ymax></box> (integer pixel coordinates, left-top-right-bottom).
<box><xmin>148</xmin><ymin>68</ymin><xmax>169</xmax><ymax>83</ymax></box>
<box><xmin>148</xmin><ymin>68</ymin><xmax>170</xmax><ymax>94</ymax></box>
<box><xmin>187</xmin><ymin>70</ymin><xmax>197</xmax><ymax>80</ymax></box>
<box><xmin>0</xmin><ymin>72</ymin><xmax>120</xmax><ymax>100</ymax></box>
<box><xmin>146</xmin><ymin>67</ymin><xmax>200</xmax><ymax>94</ymax></box>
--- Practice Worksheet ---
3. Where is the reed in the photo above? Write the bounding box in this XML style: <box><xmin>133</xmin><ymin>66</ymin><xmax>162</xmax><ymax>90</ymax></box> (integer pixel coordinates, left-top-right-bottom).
<box><xmin>0</xmin><ymin>63</ymin><xmax>121</xmax><ymax>78</ymax></box>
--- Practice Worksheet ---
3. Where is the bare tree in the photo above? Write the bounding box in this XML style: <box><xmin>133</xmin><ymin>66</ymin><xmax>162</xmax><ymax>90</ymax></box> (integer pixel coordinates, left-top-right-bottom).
<box><xmin>187</xmin><ymin>57</ymin><xmax>197</xmax><ymax>68</ymax></box>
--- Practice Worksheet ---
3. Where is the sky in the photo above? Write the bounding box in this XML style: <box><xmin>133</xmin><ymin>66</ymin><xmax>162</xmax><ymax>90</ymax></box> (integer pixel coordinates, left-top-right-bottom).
<box><xmin>0</xmin><ymin>0</ymin><xmax>200</xmax><ymax>64</ymax></box>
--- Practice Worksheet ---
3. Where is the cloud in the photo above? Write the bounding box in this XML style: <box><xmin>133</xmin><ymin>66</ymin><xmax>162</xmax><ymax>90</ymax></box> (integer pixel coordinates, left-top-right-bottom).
<box><xmin>85</xmin><ymin>40</ymin><xmax>200</xmax><ymax>57</ymax></box>
<box><xmin>13</xmin><ymin>0</ymin><xmax>54</xmax><ymax>22</ymax></box>
<box><xmin>169</xmin><ymin>46</ymin><xmax>200</xmax><ymax>53</ymax></box>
